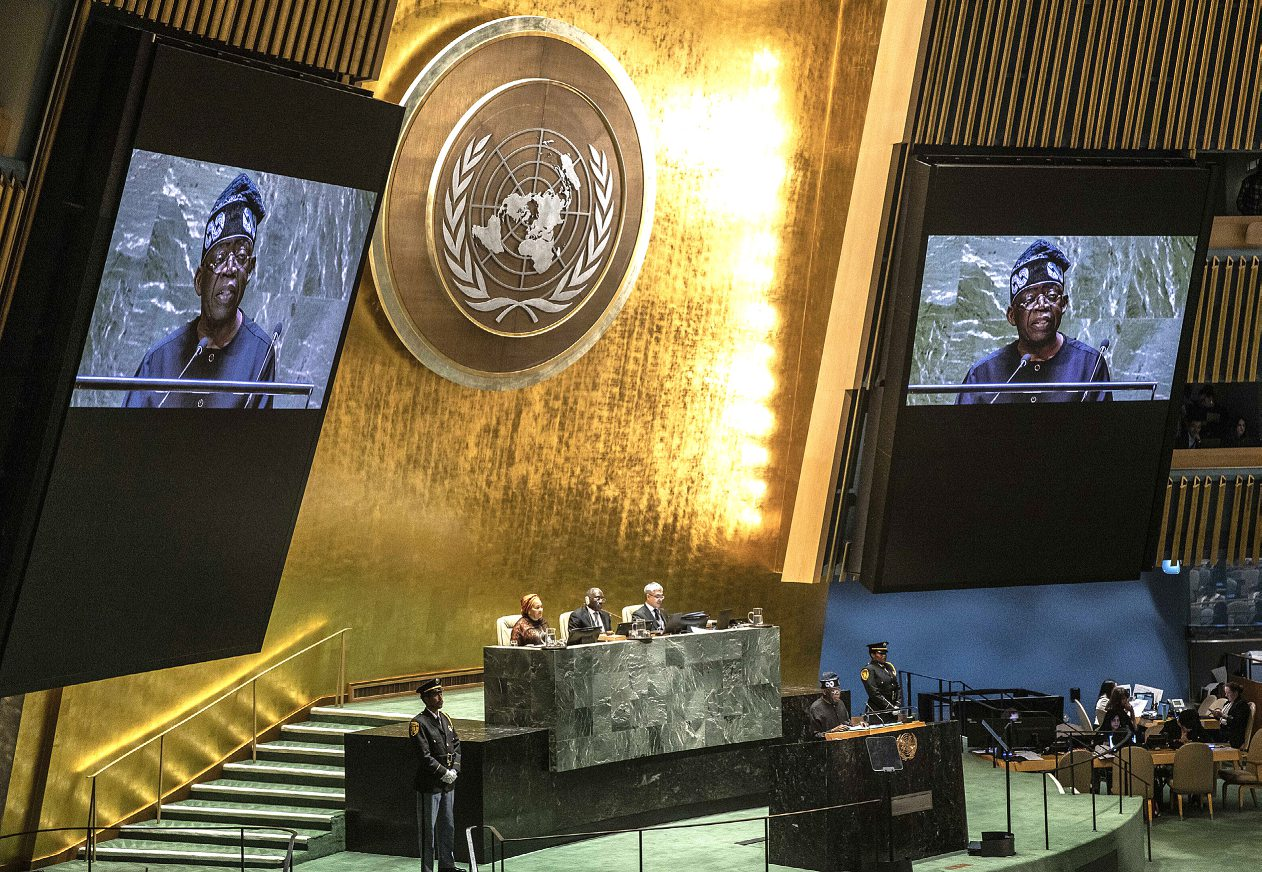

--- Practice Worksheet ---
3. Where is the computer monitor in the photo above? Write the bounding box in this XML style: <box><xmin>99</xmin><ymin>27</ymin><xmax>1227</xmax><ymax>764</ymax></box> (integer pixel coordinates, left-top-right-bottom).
<box><xmin>715</xmin><ymin>609</ymin><xmax>734</xmax><ymax>629</ymax></box>
<box><xmin>566</xmin><ymin>627</ymin><xmax>602</xmax><ymax>646</ymax></box>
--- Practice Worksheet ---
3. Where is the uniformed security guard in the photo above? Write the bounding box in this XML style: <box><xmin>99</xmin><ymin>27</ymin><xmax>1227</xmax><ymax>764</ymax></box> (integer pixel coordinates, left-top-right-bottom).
<box><xmin>957</xmin><ymin>238</ymin><xmax>1111</xmax><ymax>404</ymax></box>
<box><xmin>410</xmin><ymin>678</ymin><xmax>461</xmax><ymax>872</ymax></box>
<box><xmin>861</xmin><ymin>642</ymin><xmax>902</xmax><ymax>724</ymax></box>
<box><xmin>124</xmin><ymin>173</ymin><xmax>278</xmax><ymax>408</ymax></box>
<box><xmin>808</xmin><ymin>671</ymin><xmax>851</xmax><ymax>738</ymax></box>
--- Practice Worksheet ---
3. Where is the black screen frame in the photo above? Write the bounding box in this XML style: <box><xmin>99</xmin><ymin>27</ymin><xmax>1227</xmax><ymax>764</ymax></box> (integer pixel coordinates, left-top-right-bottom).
<box><xmin>851</xmin><ymin>149</ymin><xmax>1217</xmax><ymax>593</ymax></box>
<box><xmin>0</xmin><ymin>9</ymin><xmax>402</xmax><ymax>695</ymax></box>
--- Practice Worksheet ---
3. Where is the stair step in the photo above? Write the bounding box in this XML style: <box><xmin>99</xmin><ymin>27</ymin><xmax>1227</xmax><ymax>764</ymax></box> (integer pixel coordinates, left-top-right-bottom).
<box><xmin>160</xmin><ymin>799</ymin><xmax>338</xmax><ymax>830</ymax></box>
<box><xmin>280</xmin><ymin>723</ymin><xmax>359</xmax><ymax>745</ymax></box>
<box><xmin>80</xmin><ymin>840</ymin><xmax>296</xmax><ymax>868</ymax></box>
<box><xmin>224</xmin><ymin>759</ymin><xmax>345</xmax><ymax>786</ymax></box>
<box><xmin>256</xmin><ymin>740</ymin><xmax>345</xmax><ymax>764</ymax></box>
<box><xmin>192</xmin><ymin>780</ymin><xmax>344</xmax><ymax>808</ymax></box>
<box><xmin>119</xmin><ymin>819</ymin><xmax>320</xmax><ymax>849</ymax></box>
<box><xmin>309</xmin><ymin>705</ymin><xmax>412</xmax><ymax>727</ymax></box>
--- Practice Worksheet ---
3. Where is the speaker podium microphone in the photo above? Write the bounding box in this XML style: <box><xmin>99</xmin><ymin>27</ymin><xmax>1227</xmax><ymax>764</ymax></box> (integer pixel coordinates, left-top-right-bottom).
<box><xmin>156</xmin><ymin>336</ymin><xmax>210</xmax><ymax>407</ymax></box>
<box><xmin>988</xmin><ymin>353</ymin><xmax>1033</xmax><ymax>404</ymax></box>
<box><xmin>1080</xmin><ymin>338</ymin><xmax>1111</xmax><ymax>401</ymax></box>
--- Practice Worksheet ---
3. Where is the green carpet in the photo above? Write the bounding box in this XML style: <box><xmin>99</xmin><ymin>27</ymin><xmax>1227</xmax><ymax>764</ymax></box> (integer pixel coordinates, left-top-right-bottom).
<box><xmin>43</xmin><ymin>714</ymin><xmax>1261</xmax><ymax>872</ymax></box>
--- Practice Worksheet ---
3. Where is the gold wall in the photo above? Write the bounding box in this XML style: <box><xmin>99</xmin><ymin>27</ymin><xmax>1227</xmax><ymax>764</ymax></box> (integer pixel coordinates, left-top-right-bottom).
<box><xmin>3</xmin><ymin>0</ymin><xmax>889</xmax><ymax>858</ymax></box>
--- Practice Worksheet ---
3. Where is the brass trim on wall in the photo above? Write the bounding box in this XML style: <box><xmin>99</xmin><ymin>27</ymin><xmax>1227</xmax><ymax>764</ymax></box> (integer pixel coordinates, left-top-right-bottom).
<box><xmin>96</xmin><ymin>0</ymin><xmax>398</xmax><ymax>81</ymax></box>
<box><xmin>915</xmin><ymin>0</ymin><xmax>1262</xmax><ymax>150</ymax></box>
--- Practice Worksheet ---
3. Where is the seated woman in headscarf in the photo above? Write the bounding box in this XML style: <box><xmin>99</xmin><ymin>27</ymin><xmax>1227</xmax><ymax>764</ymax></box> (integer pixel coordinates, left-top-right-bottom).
<box><xmin>510</xmin><ymin>593</ymin><xmax>551</xmax><ymax>646</ymax></box>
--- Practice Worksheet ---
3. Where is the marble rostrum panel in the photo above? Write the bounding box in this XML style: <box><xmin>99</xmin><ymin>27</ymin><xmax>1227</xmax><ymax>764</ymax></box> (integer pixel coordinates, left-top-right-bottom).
<box><xmin>484</xmin><ymin>627</ymin><xmax>782</xmax><ymax>771</ymax></box>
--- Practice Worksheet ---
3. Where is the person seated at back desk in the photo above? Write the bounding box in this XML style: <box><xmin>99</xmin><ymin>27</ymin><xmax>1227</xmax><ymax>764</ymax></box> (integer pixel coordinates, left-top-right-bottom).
<box><xmin>510</xmin><ymin>593</ymin><xmax>551</xmax><ymax>646</ymax></box>
<box><xmin>1160</xmin><ymin>709</ymin><xmax>1210</xmax><ymax>748</ymax></box>
<box><xmin>567</xmin><ymin>587</ymin><xmax>613</xmax><ymax>634</ymax></box>
<box><xmin>1094</xmin><ymin>679</ymin><xmax>1117</xmax><ymax>727</ymax></box>
<box><xmin>1218</xmin><ymin>682</ymin><xmax>1251</xmax><ymax>748</ymax></box>
<box><xmin>1100</xmin><ymin>686</ymin><xmax>1142</xmax><ymax>745</ymax></box>
<box><xmin>630</xmin><ymin>582</ymin><xmax>668</xmax><ymax>632</ymax></box>
<box><xmin>809</xmin><ymin>672</ymin><xmax>851</xmax><ymax>739</ymax></box>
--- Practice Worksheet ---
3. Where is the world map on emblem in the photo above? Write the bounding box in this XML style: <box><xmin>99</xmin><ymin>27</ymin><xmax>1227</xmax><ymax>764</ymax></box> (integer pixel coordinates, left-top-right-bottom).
<box><xmin>435</xmin><ymin>91</ymin><xmax>622</xmax><ymax>337</ymax></box>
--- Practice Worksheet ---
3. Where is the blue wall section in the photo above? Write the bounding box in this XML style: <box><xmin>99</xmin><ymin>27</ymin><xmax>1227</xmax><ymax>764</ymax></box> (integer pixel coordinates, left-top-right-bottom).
<box><xmin>819</xmin><ymin>571</ymin><xmax>1188</xmax><ymax>712</ymax></box>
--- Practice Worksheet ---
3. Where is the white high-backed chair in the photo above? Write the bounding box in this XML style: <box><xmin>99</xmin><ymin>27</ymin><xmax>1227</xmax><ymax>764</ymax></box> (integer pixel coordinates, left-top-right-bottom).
<box><xmin>621</xmin><ymin>604</ymin><xmax>639</xmax><ymax>625</ymax></box>
<box><xmin>558</xmin><ymin>611</ymin><xmax>573</xmax><ymax>643</ymax></box>
<box><xmin>495</xmin><ymin>615</ymin><xmax>518</xmax><ymax>646</ymax></box>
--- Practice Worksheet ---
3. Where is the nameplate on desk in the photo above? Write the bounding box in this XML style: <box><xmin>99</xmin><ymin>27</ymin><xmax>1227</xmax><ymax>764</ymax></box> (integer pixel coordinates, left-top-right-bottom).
<box><xmin>891</xmin><ymin>790</ymin><xmax>933</xmax><ymax>816</ymax></box>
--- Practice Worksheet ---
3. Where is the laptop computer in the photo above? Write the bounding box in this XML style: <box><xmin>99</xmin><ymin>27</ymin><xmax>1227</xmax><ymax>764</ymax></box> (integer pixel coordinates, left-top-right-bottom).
<box><xmin>566</xmin><ymin>626</ymin><xmax>602</xmax><ymax>646</ymax></box>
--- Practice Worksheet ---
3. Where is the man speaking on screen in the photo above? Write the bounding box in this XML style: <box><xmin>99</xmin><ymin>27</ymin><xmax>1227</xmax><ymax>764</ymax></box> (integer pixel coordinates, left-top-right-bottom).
<box><xmin>124</xmin><ymin>173</ymin><xmax>278</xmax><ymax>408</ymax></box>
<box><xmin>956</xmin><ymin>239</ymin><xmax>1111</xmax><ymax>404</ymax></box>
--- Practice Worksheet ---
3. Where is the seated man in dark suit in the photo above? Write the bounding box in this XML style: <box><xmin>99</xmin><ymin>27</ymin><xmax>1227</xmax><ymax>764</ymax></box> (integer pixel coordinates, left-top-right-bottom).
<box><xmin>630</xmin><ymin>582</ymin><xmax>668</xmax><ymax>632</ymax></box>
<box><xmin>567</xmin><ymin>587</ymin><xmax>613</xmax><ymax>633</ymax></box>
<box><xmin>1218</xmin><ymin>682</ymin><xmax>1252</xmax><ymax>748</ymax></box>
<box><xmin>809</xmin><ymin>672</ymin><xmax>851</xmax><ymax>739</ymax></box>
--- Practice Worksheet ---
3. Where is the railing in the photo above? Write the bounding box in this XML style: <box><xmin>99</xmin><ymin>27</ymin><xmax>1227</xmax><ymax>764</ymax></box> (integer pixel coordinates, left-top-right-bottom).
<box><xmin>84</xmin><ymin>627</ymin><xmax>350</xmax><ymax>860</ymax></box>
<box><xmin>981</xmin><ymin>724</ymin><xmax>1154</xmax><ymax>862</ymax></box>
<box><xmin>901</xmin><ymin>669</ymin><xmax>975</xmax><ymax>721</ymax></box>
<box><xmin>464</xmin><ymin>798</ymin><xmax>883</xmax><ymax>872</ymax></box>
<box><xmin>1</xmin><ymin>824</ymin><xmax>297</xmax><ymax>872</ymax></box>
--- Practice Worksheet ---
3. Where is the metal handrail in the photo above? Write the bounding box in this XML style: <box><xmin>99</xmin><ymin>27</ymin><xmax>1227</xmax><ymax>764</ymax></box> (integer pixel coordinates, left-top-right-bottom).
<box><xmin>85</xmin><ymin>626</ymin><xmax>350</xmax><ymax>857</ymax></box>
<box><xmin>2</xmin><ymin>823</ymin><xmax>298</xmax><ymax>872</ymax></box>
<box><xmin>465</xmin><ymin>797</ymin><xmax>884</xmax><ymax>872</ymax></box>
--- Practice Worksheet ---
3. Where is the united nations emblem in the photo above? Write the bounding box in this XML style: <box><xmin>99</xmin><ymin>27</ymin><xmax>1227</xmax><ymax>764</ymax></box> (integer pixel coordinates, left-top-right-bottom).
<box><xmin>371</xmin><ymin>18</ymin><xmax>654</xmax><ymax>389</ymax></box>
<box><xmin>896</xmin><ymin>731</ymin><xmax>918</xmax><ymax>761</ymax></box>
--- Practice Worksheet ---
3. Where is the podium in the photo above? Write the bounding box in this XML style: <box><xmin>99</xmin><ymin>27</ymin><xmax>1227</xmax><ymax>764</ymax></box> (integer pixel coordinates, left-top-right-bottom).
<box><xmin>768</xmin><ymin>721</ymin><xmax>967</xmax><ymax>871</ymax></box>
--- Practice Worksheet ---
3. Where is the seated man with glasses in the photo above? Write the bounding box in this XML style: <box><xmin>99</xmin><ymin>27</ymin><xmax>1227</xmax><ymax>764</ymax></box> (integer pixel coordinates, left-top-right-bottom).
<box><xmin>631</xmin><ymin>582</ymin><xmax>669</xmax><ymax>632</ymax></box>
<box><xmin>956</xmin><ymin>238</ymin><xmax>1111</xmax><ymax>404</ymax></box>
<box><xmin>124</xmin><ymin>173</ymin><xmax>278</xmax><ymax>408</ymax></box>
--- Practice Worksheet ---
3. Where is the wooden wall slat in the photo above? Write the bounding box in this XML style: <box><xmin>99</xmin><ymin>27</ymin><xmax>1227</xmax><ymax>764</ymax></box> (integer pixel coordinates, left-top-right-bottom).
<box><xmin>916</xmin><ymin>0</ymin><xmax>1262</xmax><ymax>151</ymax></box>
<box><xmin>97</xmin><ymin>0</ymin><xmax>395</xmax><ymax>81</ymax></box>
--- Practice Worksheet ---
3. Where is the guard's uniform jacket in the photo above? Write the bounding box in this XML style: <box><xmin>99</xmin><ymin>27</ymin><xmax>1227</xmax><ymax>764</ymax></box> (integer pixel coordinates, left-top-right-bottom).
<box><xmin>409</xmin><ymin>708</ymin><xmax>461</xmax><ymax>793</ymax></box>
<box><xmin>957</xmin><ymin>334</ymin><xmax>1110</xmax><ymax>404</ymax></box>
<box><xmin>861</xmin><ymin>659</ymin><xmax>901</xmax><ymax>714</ymax></box>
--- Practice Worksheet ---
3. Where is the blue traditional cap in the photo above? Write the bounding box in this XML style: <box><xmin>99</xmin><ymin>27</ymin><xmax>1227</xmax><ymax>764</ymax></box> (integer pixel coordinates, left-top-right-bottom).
<box><xmin>416</xmin><ymin>678</ymin><xmax>443</xmax><ymax>696</ymax></box>
<box><xmin>202</xmin><ymin>173</ymin><xmax>266</xmax><ymax>264</ymax></box>
<box><xmin>820</xmin><ymin>671</ymin><xmax>839</xmax><ymax>689</ymax></box>
<box><xmin>1009</xmin><ymin>238</ymin><xmax>1070</xmax><ymax>300</ymax></box>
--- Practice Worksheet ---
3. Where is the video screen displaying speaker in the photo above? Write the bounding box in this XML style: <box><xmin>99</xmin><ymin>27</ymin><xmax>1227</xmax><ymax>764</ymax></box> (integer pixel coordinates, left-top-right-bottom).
<box><xmin>72</xmin><ymin>150</ymin><xmax>376</xmax><ymax>410</ymax></box>
<box><xmin>907</xmin><ymin>233</ymin><xmax>1197</xmax><ymax>406</ymax></box>
<box><xmin>0</xmin><ymin>10</ymin><xmax>401</xmax><ymax>695</ymax></box>
<box><xmin>848</xmin><ymin>153</ymin><xmax>1215</xmax><ymax>593</ymax></box>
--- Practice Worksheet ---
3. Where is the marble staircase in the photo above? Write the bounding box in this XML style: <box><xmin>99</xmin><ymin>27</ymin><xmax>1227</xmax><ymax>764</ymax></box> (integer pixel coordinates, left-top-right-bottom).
<box><xmin>80</xmin><ymin>706</ymin><xmax>410</xmax><ymax>868</ymax></box>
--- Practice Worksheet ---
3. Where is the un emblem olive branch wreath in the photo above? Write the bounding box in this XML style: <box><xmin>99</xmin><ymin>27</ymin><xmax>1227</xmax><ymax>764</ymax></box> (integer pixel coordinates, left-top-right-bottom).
<box><xmin>441</xmin><ymin>135</ymin><xmax>615</xmax><ymax>325</ymax></box>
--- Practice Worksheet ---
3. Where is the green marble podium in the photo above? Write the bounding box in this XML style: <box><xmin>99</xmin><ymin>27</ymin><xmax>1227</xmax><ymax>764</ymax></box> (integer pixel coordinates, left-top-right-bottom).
<box><xmin>483</xmin><ymin>627</ymin><xmax>782</xmax><ymax>771</ymax></box>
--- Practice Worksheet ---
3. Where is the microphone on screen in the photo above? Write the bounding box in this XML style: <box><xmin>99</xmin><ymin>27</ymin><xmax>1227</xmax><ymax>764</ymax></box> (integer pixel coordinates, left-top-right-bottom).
<box><xmin>989</xmin><ymin>354</ymin><xmax>1033</xmax><ymax>404</ymax></box>
<box><xmin>246</xmin><ymin>322</ymin><xmax>284</xmax><ymax>408</ymax></box>
<box><xmin>1080</xmin><ymin>338</ymin><xmax>1111</xmax><ymax>402</ymax></box>
<box><xmin>157</xmin><ymin>336</ymin><xmax>210</xmax><ymax>408</ymax></box>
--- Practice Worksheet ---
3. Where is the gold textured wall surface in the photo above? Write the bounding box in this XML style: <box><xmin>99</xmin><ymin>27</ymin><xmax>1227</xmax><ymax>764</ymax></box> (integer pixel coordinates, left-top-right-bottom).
<box><xmin>4</xmin><ymin>0</ymin><xmax>890</xmax><ymax>856</ymax></box>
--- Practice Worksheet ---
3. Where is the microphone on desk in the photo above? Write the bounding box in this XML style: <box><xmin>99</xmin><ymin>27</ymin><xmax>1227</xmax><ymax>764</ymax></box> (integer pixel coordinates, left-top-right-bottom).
<box><xmin>1080</xmin><ymin>338</ymin><xmax>1111</xmax><ymax>402</ymax></box>
<box><xmin>989</xmin><ymin>354</ymin><xmax>1033</xmax><ymax>404</ymax></box>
